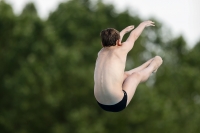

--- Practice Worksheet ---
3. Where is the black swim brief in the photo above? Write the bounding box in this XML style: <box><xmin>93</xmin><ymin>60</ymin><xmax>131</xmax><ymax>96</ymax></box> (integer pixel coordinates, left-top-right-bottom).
<box><xmin>97</xmin><ymin>90</ymin><xmax>127</xmax><ymax>112</ymax></box>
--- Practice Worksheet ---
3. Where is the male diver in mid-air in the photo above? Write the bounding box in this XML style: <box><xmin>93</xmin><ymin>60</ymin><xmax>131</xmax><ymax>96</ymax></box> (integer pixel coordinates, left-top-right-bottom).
<box><xmin>94</xmin><ymin>20</ymin><xmax>163</xmax><ymax>112</ymax></box>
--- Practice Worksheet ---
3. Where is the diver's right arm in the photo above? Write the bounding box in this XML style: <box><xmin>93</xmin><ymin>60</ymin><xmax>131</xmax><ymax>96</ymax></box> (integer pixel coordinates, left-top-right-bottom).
<box><xmin>122</xmin><ymin>21</ymin><xmax>155</xmax><ymax>51</ymax></box>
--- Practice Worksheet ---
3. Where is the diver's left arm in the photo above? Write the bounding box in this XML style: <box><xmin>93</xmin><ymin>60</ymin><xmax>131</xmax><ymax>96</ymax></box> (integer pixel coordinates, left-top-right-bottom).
<box><xmin>119</xmin><ymin>25</ymin><xmax>134</xmax><ymax>44</ymax></box>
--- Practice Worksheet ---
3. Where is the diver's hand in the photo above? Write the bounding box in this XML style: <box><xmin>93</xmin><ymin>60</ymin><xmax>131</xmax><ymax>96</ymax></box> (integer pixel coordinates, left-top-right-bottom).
<box><xmin>122</xmin><ymin>25</ymin><xmax>135</xmax><ymax>33</ymax></box>
<box><xmin>142</xmin><ymin>20</ymin><xmax>155</xmax><ymax>27</ymax></box>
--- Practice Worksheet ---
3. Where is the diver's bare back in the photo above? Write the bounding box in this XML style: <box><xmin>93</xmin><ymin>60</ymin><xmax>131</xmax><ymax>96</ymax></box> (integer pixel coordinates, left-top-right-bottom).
<box><xmin>94</xmin><ymin>47</ymin><xmax>127</xmax><ymax>104</ymax></box>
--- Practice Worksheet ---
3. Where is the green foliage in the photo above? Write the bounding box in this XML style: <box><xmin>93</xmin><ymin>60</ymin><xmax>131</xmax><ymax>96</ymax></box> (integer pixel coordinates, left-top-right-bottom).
<box><xmin>0</xmin><ymin>0</ymin><xmax>200</xmax><ymax>133</ymax></box>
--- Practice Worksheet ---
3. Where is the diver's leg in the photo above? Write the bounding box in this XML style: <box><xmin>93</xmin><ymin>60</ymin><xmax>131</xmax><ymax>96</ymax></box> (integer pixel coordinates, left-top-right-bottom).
<box><xmin>122</xmin><ymin>56</ymin><xmax>163</xmax><ymax>105</ymax></box>
<box><xmin>123</xmin><ymin>57</ymin><xmax>154</xmax><ymax>80</ymax></box>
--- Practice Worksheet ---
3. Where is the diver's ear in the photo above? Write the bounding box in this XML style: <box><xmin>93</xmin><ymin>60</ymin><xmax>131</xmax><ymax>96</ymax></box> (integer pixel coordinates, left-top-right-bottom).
<box><xmin>117</xmin><ymin>39</ymin><xmax>122</xmax><ymax>46</ymax></box>
<box><xmin>101</xmin><ymin>42</ymin><xmax>104</xmax><ymax>47</ymax></box>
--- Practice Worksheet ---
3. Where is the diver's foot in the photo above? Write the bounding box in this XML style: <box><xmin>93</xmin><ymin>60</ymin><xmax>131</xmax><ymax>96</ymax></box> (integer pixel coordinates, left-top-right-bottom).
<box><xmin>152</xmin><ymin>56</ymin><xmax>163</xmax><ymax>73</ymax></box>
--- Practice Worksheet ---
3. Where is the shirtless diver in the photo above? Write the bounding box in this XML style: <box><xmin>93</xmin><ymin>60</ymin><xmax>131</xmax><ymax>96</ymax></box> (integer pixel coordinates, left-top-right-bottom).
<box><xmin>94</xmin><ymin>20</ymin><xmax>163</xmax><ymax>112</ymax></box>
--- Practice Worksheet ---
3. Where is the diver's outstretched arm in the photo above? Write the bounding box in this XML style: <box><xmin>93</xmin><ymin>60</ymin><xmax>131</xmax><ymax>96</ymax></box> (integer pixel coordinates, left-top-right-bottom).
<box><xmin>122</xmin><ymin>21</ymin><xmax>155</xmax><ymax>51</ymax></box>
<box><xmin>119</xmin><ymin>25</ymin><xmax>134</xmax><ymax>44</ymax></box>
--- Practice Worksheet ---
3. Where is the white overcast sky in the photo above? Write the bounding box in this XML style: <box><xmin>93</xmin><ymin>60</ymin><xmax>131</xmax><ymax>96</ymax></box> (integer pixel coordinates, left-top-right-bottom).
<box><xmin>5</xmin><ymin>0</ymin><xmax>200</xmax><ymax>47</ymax></box>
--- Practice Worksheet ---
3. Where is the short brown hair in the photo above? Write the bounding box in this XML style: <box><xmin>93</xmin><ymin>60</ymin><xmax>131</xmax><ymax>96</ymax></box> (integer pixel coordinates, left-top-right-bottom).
<box><xmin>100</xmin><ymin>28</ymin><xmax>120</xmax><ymax>47</ymax></box>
